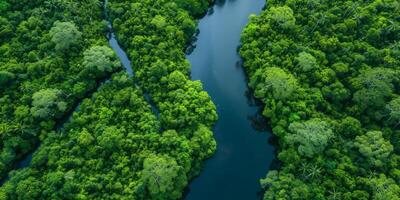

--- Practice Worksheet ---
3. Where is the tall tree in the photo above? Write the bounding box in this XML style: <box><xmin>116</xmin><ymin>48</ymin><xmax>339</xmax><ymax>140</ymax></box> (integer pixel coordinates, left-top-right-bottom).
<box><xmin>251</xmin><ymin>67</ymin><xmax>298</xmax><ymax>100</ymax></box>
<box><xmin>82</xmin><ymin>45</ymin><xmax>120</xmax><ymax>76</ymax></box>
<box><xmin>287</xmin><ymin>118</ymin><xmax>334</xmax><ymax>157</ymax></box>
<box><xmin>142</xmin><ymin>154</ymin><xmax>186</xmax><ymax>200</ymax></box>
<box><xmin>354</xmin><ymin>131</ymin><xmax>393</xmax><ymax>168</ymax></box>
<box><xmin>267</xmin><ymin>6</ymin><xmax>296</xmax><ymax>30</ymax></box>
<box><xmin>49</xmin><ymin>21</ymin><xmax>81</xmax><ymax>52</ymax></box>
<box><xmin>30</xmin><ymin>89</ymin><xmax>67</xmax><ymax>119</ymax></box>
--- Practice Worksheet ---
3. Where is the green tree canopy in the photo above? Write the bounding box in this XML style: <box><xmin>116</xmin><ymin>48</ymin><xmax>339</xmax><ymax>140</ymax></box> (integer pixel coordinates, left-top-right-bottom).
<box><xmin>251</xmin><ymin>67</ymin><xmax>298</xmax><ymax>100</ymax></box>
<box><xmin>386</xmin><ymin>97</ymin><xmax>400</xmax><ymax>126</ymax></box>
<box><xmin>151</xmin><ymin>15</ymin><xmax>167</xmax><ymax>29</ymax></box>
<box><xmin>0</xmin><ymin>0</ymin><xmax>9</xmax><ymax>12</ymax></box>
<box><xmin>30</xmin><ymin>89</ymin><xmax>67</xmax><ymax>119</ymax></box>
<box><xmin>0</xmin><ymin>71</ymin><xmax>15</xmax><ymax>89</ymax></box>
<box><xmin>240</xmin><ymin>0</ymin><xmax>400</xmax><ymax>198</ymax></box>
<box><xmin>82</xmin><ymin>45</ymin><xmax>120</xmax><ymax>76</ymax></box>
<box><xmin>354</xmin><ymin>131</ymin><xmax>393</xmax><ymax>168</ymax></box>
<box><xmin>267</xmin><ymin>6</ymin><xmax>296</xmax><ymax>30</ymax></box>
<box><xmin>287</xmin><ymin>118</ymin><xmax>334</xmax><ymax>157</ymax></box>
<box><xmin>49</xmin><ymin>21</ymin><xmax>81</xmax><ymax>52</ymax></box>
<box><xmin>351</xmin><ymin>68</ymin><xmax>396</xmax><ymax>111</ymax></box>
<box><xmin>369</xmin><ymin>174</ymin><xmax>400</xmax><ymax>200</ymax></box>
<box><xmin>296</xmin><ymin>52</ymin><xmax>318</xmax><ymax>72</ymax></box>
<box><xmin>260</xmin><ymin>170</ymin><xmax>310</xmax><ymax>200</ymax></box>
<box><xmin>142</xmin><ymin>154</ymin><xmax>186</xmax><ymax>200</ymax></box>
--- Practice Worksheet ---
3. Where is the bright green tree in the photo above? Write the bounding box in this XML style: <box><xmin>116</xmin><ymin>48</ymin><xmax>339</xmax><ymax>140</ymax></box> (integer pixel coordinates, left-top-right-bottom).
<box><xmin>251</xmin><ymin>67</ymin><xmax>298</xmax><ymax>100</ymax></box>
<box><xmin>151</xmin><ymin>15</ymin><xmax>167</xmax><ymax>29</ymax></box>
<box><xmin>191</xmin><ymin>125</ymin><xmax>216</xmax><ymax>160</ymax></box>
<box><xmin>260</xmin><ymin>170</ymin><xmax>310</xmax><ymax>200</ymax></box>
<box><xmin>82</xmin><ymin>45</ymin><xmax>120</xmax><ymax>76</ymax></box>
<box><xmin>296</xmin><ymin>52</ymin><xmax>318</xmax><ymax>72</ymax></box>
<box><xmin>49</xmin><ymin>21</ymin><xmax>81</xmax><ymax>52</ymax></box>
<box><xmin>30</xmin><ymin>89</ymin><xmax>67</xmax><ymax>119</ymax></box>
<box><xmin>369</xmin><ymin>174</ymin><xmax>400</xmax><ymax>200</ymax></box>
<box><xmin>142</xmin><ymin>154</ymin><xmax>186</xmax><ymax>200</ymax></box>
<box><xmin>287</xmin><ymin>118</ymin><xmax>334</xmax><ymax>157</ymax></box>
<box><xmin>386</xmin><ymin>97</ymin><xmax>400</xmax><ymax>125</ymax></box>
<box><xmin>354</xmin><ymin>131</ymin><xmax>393</xmax><ymax>167</ymax></box>
<box><xmin>267</xmin><ymin>6</ymin><xmax>296</xmax><ymax>30</ymax></box>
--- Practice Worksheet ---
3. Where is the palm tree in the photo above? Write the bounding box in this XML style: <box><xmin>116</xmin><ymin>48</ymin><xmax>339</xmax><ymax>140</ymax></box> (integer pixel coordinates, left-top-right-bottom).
<box><xmin>328</xmin><ymin>188</ymin><xmax>341</xmax><ymax>200</ymax></box>
<box><xmin>300</xmin><ymin>162</ymin><xmax>322</xmax><ymax>180</ymax></box>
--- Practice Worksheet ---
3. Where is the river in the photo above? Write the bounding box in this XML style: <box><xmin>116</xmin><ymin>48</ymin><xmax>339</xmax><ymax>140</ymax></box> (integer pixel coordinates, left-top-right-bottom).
<box><xmin>184</xmin><ymin>0</ymin><xmax>275</xmax><ymax>199</ymax></box>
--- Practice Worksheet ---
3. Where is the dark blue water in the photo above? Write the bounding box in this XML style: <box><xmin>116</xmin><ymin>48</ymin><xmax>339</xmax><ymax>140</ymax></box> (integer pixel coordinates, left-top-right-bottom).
<box><xmin>185</xmin><ymin>0</ymin><xmax>274</xmax><ymax>199</ymax></box>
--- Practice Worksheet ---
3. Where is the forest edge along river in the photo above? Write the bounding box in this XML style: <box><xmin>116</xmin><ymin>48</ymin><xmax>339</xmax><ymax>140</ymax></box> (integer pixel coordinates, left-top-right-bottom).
<box><xmin>184</xmin><ymin>0</ymin><xmax>275</xmax><ymax>200</ymax></box>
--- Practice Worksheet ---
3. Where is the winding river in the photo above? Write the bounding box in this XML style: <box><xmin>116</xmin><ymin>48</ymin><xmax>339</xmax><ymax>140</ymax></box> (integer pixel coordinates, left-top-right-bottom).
<box><xmin>185</xmin><ymin>0</ymin><xmax>275</xmax><ymax>199</ymax></box>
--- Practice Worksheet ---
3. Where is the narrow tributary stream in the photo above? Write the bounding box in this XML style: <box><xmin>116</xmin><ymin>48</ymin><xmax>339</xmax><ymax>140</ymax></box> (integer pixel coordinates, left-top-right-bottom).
<box><xmin>185</xmin><ymin>1</ymin><xmax>275</xmax><ymax>199</ymax></box>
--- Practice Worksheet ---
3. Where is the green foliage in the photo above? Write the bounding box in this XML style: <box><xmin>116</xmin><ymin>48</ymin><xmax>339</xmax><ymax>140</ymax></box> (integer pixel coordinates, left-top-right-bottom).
<box><xmin>49</xmin><ymin>21</ymin><xmax>82</xmax><ymax>52</ymax></box>
<box><xmin>251</xmin><ymin>67</ymin><xmax>298</xmax><ymax>100</ymax></box>
<box><xmin>1</xmin><ymin>72</ymin><xmax>215</xmax><ymax>199</ymax></box>
<box><xmin>369</xmin><ymin>174</ymin><xmax>400</xmax><ymax>200</ymax></box>
<box><xmin>160</xmin><ymin>71</ymin><xmax>217</xmax><ymax>131</ymax></box>
<box><xmin>0</xmin><ymin>0</ymin><xmax>9</xmax><ymax>13</ymax></box>
<box><xmin>151</xmin><ymin>15</ymin><xmax>167</xmax><ymax>29</ymax></box>
<box><xmin>0</xmin><ymin>0</ymin><xmax>115</xmax><ymax>183</ymax></box>
<box><xmin>267</xmin><ymin>6</ymin><xmax>296</xmax><ymax>30</ymax></box>
<box><xmin>387</xmin><ymin>97</ymin><xmax>400</xmax><ymax>125</ymax></box>
<box><xmin>82</xmin><ymin>45</ymin><xmax>120</xmax><ymax>76</ymax></box>
<box><xmin>351</xmin><ymin>68</ymin><xmax>396</xmax><ymax>111</ymax></box>
<box><xmin>0</xmin><ymin>0</ymin><xmax>216</xmax><ymax>199</ymax></box>
<box><xmin>173</xmin><ymin>0</ymin><xmax>209</xmax><ymax>17</ymax></box>
<box><xmin>287</xmin><ymin>119</ymin><xmax>333</xmax><ymax>158</ymax></box>
<box><xmin>191</xmin><ymin>125</ymin><xmax>216</xmax><ymax>160</ymax></box>
<box><xmin>142</xmin><ymin>154</ymin><xmax>186</xmax><ymax>200</ymax></box>
<box><xmin>241</xmin><ymin>0</ymin><xmax>400</xmax><ymax>198</ymax></box>
<box><xmin>30</xmin><ymin>89</ymin><xmax>67</xmax><ymax>119</ymax></box>
<box><xmin>296</xmin><ymin>52</ymin><xmax>318</xmax><ymax>72</ymax></box>
<box><xmin>260</xmin><ymin>170</ymin><xmax>310</xmax><ymax>200</ymax></box>
<box><xmin>0</xmin><ymin>71</ymin><xmax>15</xmax><ymax>89</ymax></box>
<box><xmin>354</xmin><ymin>131</ymin><xmax>393</xmax><ymax>168</ymax></box>
<box><xmin>109</xmin><ymin>0</ymin><xmax>217</xmax><ymax>132</ymax></box>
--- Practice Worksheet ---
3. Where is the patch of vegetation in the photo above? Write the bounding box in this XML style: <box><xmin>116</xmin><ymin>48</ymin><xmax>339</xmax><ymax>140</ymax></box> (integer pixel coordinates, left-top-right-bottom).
<box><xmin>241</xmin><ymin>0</ymin><xmax>400</xmax><ymax>199</ymax></box>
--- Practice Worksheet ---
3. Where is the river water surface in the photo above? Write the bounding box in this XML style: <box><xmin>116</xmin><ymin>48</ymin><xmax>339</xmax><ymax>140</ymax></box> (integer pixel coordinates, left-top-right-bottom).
<box><xmin>185</xmin><ymin>0</ymin><xmax>275</xmax><ymax>199</ymax></box>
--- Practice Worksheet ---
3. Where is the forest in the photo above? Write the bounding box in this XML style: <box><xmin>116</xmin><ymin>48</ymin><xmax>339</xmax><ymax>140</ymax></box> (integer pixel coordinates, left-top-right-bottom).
<box><xmin>240</xmin><ymin>0</ymin><xmax>400</xmax><ymax>199</ymax></box>
<box><xmin>0</xmin><ymin>0</ymin><xmax>117</xmax><ymax>182</ymax></box>
<box><xmin>0</xmin><ymin>0</ymin><xmax>217</xmax><ymax>199</ymax></box>
<box><xmin>1</xmin><ymin>0</ymin><xmax>400</xmax><ymax>199</ymax></box>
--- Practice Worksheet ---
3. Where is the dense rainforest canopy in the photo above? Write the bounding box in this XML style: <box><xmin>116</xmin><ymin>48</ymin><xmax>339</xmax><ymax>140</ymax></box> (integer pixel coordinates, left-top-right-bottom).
<box><xmin>0</xmin><ymin>0</ymin><xmax>116</xmax><ymax>181</ymax></box>
<box><xmin>2</xmin><ymin>0</ymin><xmax>399</xmax><ymax>199</ymax></box>
<box><xmin>241</xmin><ymin>0</ymin><xmax>400</xmax><ymax>199</ymax></box>
<box><xmin>0</xmin><ymin>0</ymin><xmax>216</xmax><ymax>199</ymax></box>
